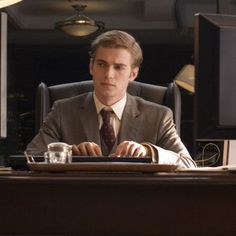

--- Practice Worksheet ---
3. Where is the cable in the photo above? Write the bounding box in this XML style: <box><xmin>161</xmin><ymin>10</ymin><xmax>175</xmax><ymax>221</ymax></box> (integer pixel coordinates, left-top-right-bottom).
<box><xmin>194</xmin><ymin>142</ymin><xmax>221</xmax><ymax>167</ymax></box>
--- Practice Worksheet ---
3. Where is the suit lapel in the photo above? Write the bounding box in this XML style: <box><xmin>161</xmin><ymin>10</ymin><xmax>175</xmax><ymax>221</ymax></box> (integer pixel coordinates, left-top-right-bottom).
<box><xmin>78</xmin><ymin>93</ymin><xmax>101</xmax><ymax>146</ymax></box>
<box><xmin>118</xmin><ymin>95</ymin><xmax>143</xmax><ymax>143</ymax></box>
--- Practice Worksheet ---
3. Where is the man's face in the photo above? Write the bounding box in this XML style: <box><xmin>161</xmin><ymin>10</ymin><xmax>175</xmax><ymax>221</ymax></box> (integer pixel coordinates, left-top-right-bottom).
<box><xmin>89</xmin><ymin>46</ymin><xmax>139</xmax><ymax>106</ymax></box>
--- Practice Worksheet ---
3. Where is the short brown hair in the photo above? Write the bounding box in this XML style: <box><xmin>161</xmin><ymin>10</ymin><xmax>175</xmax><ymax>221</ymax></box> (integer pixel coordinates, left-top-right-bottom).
<box><xmin>89</xmin><ymin>30</ymin><xmax>143</xmax><ymax>68</ymax></box>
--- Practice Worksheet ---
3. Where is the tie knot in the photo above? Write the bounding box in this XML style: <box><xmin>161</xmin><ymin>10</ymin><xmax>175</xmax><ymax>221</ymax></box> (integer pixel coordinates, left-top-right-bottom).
<box><xmin>100</xmin><ymin>109</ymin><xmax>112</xmax><ymax>122</ymax></box>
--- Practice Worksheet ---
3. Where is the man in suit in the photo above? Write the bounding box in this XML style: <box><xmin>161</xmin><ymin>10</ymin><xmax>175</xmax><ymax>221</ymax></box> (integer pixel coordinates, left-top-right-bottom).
<box><xmin>26</xmin><ymin>30</ymin><xmax>196</xmax><ymax>168</ymax></box>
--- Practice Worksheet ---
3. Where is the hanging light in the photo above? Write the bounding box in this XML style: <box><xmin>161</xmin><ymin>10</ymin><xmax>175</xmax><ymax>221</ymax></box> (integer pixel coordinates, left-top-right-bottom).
<box><xmin>0</xmin><ymin>0</ymin><xmax>22</xmax><ymax>8</ymax></box>
<box><xmin>55</xmin><ymin>3</ymin><xmax>104</xmax><ymax>37</ymax></box>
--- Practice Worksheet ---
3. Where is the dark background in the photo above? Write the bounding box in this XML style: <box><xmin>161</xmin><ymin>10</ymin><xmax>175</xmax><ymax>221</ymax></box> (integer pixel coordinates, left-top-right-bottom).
<box><xmin>0</xmin><ymin>35</ymin><xmax>194</xmax><ymax>163</ymax></box>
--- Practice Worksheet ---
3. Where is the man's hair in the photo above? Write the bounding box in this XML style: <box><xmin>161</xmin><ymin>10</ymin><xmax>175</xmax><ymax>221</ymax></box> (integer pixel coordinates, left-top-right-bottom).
<box><xmin>89</xmin><ymin>30</ymin><xmax>143</xmax><ymax>68</ymax></box>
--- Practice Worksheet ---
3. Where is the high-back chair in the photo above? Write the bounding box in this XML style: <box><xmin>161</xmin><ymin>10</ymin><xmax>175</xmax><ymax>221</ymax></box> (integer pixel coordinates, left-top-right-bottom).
<box><xmin>35</xmin><ymin>80</ymin><xmax>181</xmax><ymax>135</ymax></box>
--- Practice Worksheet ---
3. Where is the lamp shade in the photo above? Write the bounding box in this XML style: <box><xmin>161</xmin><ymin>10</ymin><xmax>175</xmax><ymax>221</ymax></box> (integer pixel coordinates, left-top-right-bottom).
<box><xmin>0</xmin><ymin>0</ymin><xmax>22</xmax><ymax>8</ymax></box>
<box><xmin>175</xmin><ymin>64</ymin><xmax>195</xmax><ymax>93</ymax></box>
<box><xmin>58</xmin><ymin>23</ymin><xmax>98</xmax><ymax>37</ymax></box>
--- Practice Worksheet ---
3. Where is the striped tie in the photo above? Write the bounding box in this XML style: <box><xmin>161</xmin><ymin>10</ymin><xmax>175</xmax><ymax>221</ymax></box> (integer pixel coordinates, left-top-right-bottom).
<box><xmin>100</xmin><ymin>109</ymin><xmax>116</xmax><ymax>151</ymax></box>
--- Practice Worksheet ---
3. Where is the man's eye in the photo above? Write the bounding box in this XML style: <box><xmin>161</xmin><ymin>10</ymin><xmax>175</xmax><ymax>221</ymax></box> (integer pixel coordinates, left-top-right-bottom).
<box><xmin>97</xmin><ymin>62</ymin><xmax>105</xmax><ymax>67</ymax></box>
<box><xmin>115</xmin><ymin>65</ymin><xmax>125</xmax><ymax>71</ymax></box>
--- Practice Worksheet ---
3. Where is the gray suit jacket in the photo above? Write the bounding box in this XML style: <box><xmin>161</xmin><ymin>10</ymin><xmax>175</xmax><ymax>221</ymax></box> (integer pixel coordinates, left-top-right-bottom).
<box><xmin>26</xmin><ymin>92</ymin><xmax>196</xmax><ymax>168</ymax></box>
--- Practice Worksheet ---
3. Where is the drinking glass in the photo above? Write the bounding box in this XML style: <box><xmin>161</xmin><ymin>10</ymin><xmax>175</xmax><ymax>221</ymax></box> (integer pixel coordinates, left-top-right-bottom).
<box><xmin>44</xmin><ymin>142</ymin><xmax>72</xmax><ymax>163</ymax></box>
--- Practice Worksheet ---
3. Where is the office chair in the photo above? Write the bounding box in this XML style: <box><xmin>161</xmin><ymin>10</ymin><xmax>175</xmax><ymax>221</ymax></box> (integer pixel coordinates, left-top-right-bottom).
<box><xmin>35</xmin><ymin>80</ymin><xmax>181</xmax><ymax>135</ymax></box>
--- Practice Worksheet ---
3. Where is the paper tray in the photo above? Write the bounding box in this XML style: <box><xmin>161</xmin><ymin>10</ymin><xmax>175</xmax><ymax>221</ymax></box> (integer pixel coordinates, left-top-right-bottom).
<box><xmin>27</xmin><ymin>162</ymin><xmax>177</xmax><ymax>173</ymax></box>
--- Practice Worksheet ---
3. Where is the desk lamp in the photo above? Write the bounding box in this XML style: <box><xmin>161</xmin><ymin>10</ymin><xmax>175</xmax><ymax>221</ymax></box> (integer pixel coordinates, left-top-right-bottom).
<box><xmin>0</xmin><ymin>0</ymin><xmax>22</xmax><ymax>9</ymax></box>
<box><xmin>175</xmin><ymin>64</ymin><xmax>195</xmax><ymax>93</ymax></box>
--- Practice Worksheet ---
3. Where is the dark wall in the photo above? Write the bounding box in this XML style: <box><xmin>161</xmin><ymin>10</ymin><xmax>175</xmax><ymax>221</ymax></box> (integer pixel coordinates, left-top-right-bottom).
<box><xmin>3</xmin><ymin>42</ymin><xmax>193</xmax><ymax>157</ymax></box>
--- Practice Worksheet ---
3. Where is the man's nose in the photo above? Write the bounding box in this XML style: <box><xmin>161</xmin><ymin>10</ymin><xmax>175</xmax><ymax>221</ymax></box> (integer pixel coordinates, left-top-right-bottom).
<box><xmin>105</xmin><ymin>66</ymin><xmax>115</xmax><ymax>79</ymax></box>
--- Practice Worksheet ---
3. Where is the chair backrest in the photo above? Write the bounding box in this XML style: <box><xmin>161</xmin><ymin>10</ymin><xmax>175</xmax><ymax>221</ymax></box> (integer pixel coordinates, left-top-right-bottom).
<box><xmin>35</xmin><ymin>80</ymin><xmax>181</xmax><ymax>135</ymax></box>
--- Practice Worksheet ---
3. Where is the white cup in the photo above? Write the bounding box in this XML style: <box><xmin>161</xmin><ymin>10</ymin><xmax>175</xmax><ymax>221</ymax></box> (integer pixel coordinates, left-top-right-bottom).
<box><xmin>44</xmin><ymin>142</ymin><xmax>72</xmax><ymax>163</ymax></box>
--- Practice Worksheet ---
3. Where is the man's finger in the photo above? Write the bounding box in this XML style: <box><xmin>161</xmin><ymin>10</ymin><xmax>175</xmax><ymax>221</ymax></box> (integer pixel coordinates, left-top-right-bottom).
<box><xmin>72</xmin><ymin>144</ymin><xmax>80</xmax><ymax>155</ymax></box>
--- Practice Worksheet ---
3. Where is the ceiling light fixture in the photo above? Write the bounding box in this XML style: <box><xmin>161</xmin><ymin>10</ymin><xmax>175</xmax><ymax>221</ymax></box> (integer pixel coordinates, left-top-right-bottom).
<box><xmin>55</xmin><ymin>2</ymin><xmax>105</xmax><ymax>37</ymax></box>
<box><xmin>0</xmin><ymin>0</ymin><xmax>22</xmax><ymax>8</ymax></box>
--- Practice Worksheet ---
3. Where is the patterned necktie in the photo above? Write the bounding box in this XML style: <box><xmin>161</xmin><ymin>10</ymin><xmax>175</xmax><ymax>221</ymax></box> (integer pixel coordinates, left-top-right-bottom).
<box><xmin>100</xmin><ymin>109</ymin><xmax>116</xmax><ymax>151</ymax></box>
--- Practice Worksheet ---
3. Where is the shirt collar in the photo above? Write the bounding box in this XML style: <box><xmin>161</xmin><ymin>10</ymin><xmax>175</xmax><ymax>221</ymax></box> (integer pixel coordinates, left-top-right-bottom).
<box><xmin>93</xmin><ymin>93</ymin><xmax>127</xmax><ymax>120</ymax></box>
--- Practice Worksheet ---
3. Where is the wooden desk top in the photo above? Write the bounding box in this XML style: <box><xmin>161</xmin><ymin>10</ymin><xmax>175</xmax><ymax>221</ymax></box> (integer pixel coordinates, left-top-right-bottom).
<box><xmin>1</xmin><ymin>170</ymin><xmax>236</xmax><ymax>236</ymax></box>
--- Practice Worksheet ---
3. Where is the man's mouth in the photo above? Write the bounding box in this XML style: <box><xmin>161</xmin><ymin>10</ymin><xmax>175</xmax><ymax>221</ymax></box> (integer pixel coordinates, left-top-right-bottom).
<box><xmin>101</xmin><ymin>82</ymin><xmax>115</xmax><ymax>87</ymax></box>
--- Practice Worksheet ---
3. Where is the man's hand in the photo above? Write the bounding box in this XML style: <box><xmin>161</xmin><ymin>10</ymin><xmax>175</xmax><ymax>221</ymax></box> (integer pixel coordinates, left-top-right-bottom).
<box><xmin>72</xmin><ymin>142</ymin><xmax>102</xmax><ymax>156</ymax></box>
<box><xmin>111</xmin><ymin>141</ymin><xmax>148</xmax><ymax>157</ymax></box>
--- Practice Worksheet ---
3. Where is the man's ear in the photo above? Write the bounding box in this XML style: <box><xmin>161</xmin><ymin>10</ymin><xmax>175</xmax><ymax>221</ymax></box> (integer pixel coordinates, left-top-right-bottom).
<box><xmin>89</xmin><ymin>58</ymin><xmax>94</xmax><ymax>75</ymax></box>
<box><xmin>129</xmin><ymin>67</ymin><xmax>139</xmax><ymax>81</ymax></box>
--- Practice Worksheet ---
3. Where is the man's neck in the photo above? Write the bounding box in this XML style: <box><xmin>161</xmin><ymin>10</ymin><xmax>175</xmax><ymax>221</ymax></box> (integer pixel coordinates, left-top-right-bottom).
<box><xmin>94</xmin><ymin>93</ymin><xmax>125</xmax><ymax>106</ymax></box>
<box><xmin>93</xmin><ymin>92</ymin><xmax>127</xmax><ymax>120</ymax></box>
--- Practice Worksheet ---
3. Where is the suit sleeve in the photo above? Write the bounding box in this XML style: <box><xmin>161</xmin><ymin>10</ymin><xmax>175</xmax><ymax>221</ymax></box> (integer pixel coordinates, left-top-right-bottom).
<box><xmin>143</xmin><ymin>108</ymin><xmax>197</xmax><ymax>169</ymax></box>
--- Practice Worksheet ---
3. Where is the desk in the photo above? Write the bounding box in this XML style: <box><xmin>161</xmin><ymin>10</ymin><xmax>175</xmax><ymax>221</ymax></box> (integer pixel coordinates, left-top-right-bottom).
<box><xmin>0</xmin><ymin>170</ymin><xmax>236</xmax><ymax>235</ymax></box>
